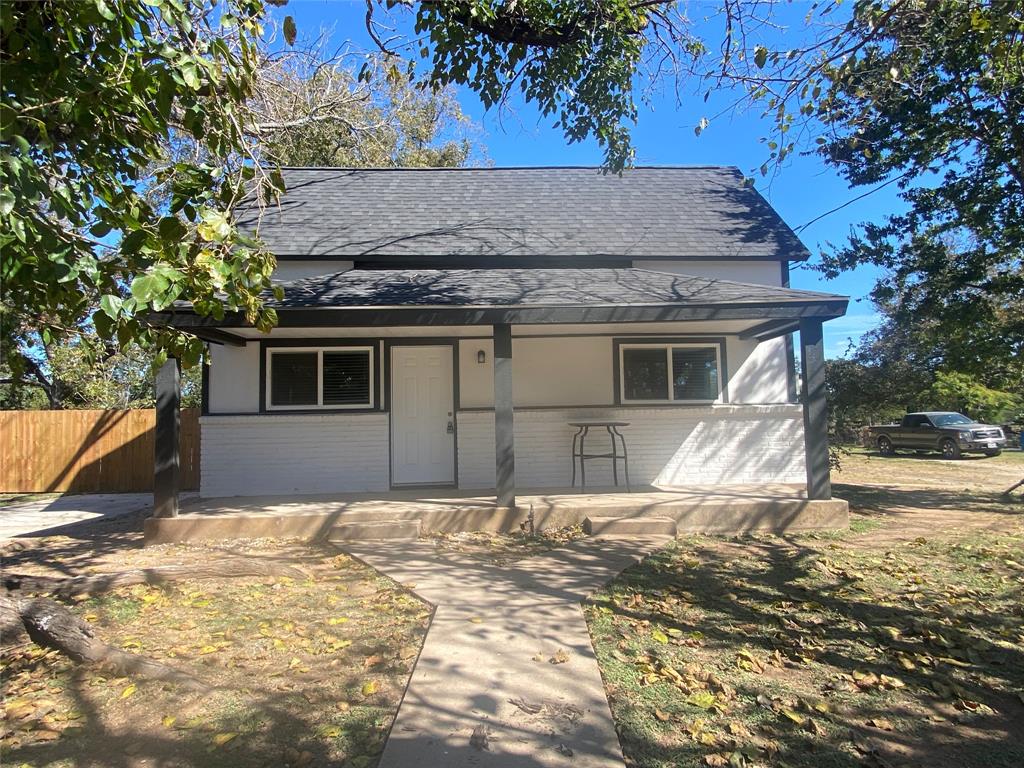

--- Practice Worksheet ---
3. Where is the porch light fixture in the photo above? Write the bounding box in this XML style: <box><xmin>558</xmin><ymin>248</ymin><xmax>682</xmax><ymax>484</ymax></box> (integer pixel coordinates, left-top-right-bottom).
<box><xmin>477</xmin><ymin>349</ymin><xmax>487</xmax><ymax>364</ymax></box>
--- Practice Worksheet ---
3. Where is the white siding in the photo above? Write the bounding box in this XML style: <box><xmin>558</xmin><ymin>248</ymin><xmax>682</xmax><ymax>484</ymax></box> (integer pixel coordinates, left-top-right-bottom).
<box><xmin>272</xmin><ymin>260</ymin><xmax>354</xmax><ymax>282</ymax></box>
<box><xmin>727</xmin><ymin>336</ymin><xmax>790</xmax><ymax>403</ymax></box>
<box><xmin>208</xmin><ymin>343</ymin><xmax>260</xmax><ymax>414</ymax></box>
<box><xmin>458</xmin><ymin>334</ymin><xmax>788</xmax><ymax>407</ymax></box>
<box><xmin>632</xmin><ymin>260</ymin><xmax>783</xmax><ymax>286</ymax></box>
<box><xmin>459</xmin><ymin>337</ymin><xmax>614</xmax><ymax>408</ymax></box>
<box><xmin>200</xmin><ymin>413</ymin><xmax>389</xmax><ymax>497</ymax></box>
<box><xmin>457</xmin><ymin>406</ymin><xmax>805</xmax><ymax>489</ymax></box>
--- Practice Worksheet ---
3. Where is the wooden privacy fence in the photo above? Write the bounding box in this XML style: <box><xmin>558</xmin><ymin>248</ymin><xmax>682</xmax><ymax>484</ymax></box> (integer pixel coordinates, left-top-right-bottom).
<box><xmin>0</xmin><ymin>409</ymin><xmax>199</xmax><ymax>493</ymax></box>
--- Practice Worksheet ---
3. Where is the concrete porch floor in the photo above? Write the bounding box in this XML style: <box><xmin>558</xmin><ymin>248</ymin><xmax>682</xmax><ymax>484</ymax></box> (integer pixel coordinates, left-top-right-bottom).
<box><xmin>143</xmin><ymin>484</ymin><xmax>848</xmax><ymax>544</ymax></box>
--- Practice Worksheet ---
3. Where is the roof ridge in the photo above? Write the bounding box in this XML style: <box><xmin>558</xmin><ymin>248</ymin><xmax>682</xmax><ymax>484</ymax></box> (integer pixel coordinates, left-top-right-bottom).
<box><xmin>275</xmin><ymin>165</ymin><xmax>743</xmax><ymax>172</ymax></box>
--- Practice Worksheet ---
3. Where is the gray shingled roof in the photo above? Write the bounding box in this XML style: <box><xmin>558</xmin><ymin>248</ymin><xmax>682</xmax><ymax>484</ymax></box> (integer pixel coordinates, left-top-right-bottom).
<box><xmin>240</xmin><ymin>167</ymin><xmax>811</xmax><ymax>261</ymax></box>
<box><xmin>268</xmin><ymin>268</ymin><xmax>844</xmax><ymax>309</ymax></box>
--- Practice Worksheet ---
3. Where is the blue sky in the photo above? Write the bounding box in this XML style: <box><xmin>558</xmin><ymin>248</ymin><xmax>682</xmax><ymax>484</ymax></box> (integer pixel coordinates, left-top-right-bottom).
<box><xmin>272</xmin><ymin>1</ymin><xmax>895</xmax><ymax>357</ymax></box>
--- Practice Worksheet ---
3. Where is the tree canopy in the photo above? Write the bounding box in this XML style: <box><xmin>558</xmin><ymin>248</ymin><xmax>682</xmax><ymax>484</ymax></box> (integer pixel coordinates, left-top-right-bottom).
<box><xmin>1</xmin><ymin>0</ymin><xmax>279</xmax><ymax>375</ymax></box>
<box><xmin>812</xmin><ymin>0</ymin><xmax>1023</xmax><ymax>392</ymax></box>
<box><xmin>2</xmin><ymin>0</ymin><xmax>1021</xmax><ymax>399</ymax></box>
<box><xmin>1</xmin><ymin>4</ymin><xmax>482</xmax><ymax>406</ymax></box>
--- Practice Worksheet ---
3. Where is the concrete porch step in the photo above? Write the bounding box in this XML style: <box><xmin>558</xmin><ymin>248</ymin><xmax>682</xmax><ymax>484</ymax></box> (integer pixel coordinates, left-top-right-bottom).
<box><xmin>328</xmin><ymin>519</ymin><xmax>422</xmax><ymax>542</ymax></box>
<box><xmin>584</xmin><ymin>515</ymin><xmax>678</xmax><ymax>537</ymax></box>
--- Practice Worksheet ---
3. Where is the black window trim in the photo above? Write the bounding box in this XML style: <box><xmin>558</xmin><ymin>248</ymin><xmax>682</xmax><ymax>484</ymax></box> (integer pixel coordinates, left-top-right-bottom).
<box><xmin>612</xmin><ymin>336</ymin><xmax>729</xmax><ymax>405</ymax></box>
<box><xmin>263</xmin><ymin>343</ymin><xmax>376</xmax><ymax>412</ymax></box>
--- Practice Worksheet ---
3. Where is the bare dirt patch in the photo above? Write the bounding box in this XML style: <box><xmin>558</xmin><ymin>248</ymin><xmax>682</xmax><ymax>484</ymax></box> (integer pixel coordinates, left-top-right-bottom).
<box><xmin>832</xmin><ymin>449</ymin><xmax>1023</xmax><ymax>544</ymax></box>
<box><xmin>2</xmin><ymin>521</ymin><xmax>428</xmax><ymax>768</ymax></box>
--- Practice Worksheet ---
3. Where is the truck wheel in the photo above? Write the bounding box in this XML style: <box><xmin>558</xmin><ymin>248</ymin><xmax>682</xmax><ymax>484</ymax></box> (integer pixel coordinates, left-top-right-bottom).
<box><xmin>940</xmin><ymin>438</ymin><xmax>962</xmax><ymax>460</ymax></box>
<box><xmin>877</xmin><ymin>436</ymin><xmax>895</xmax><ymax>456</ymax></box>
<box><xmin>984</xmin><ymin>449</ymin><xmax>1002</xmax><ymax>457</ymax></box>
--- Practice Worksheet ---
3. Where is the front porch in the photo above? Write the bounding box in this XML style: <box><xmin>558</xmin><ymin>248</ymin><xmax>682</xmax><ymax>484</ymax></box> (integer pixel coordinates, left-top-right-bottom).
<box><xmin>143</xmin><ymin>483</ymin><xmax>848</xmax><ymax>544</ymax></box>
<box><xmin>149</xmin><ymin>268</ymin><xmax>849</xmax><ymax>526</ymax></box>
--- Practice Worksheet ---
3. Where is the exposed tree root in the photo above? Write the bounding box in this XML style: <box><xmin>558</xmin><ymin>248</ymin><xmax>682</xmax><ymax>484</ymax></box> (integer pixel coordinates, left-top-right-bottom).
<box><xmin>1</xmin><ymin>593</ymin><xmax>207</xmax><ymax>690</ymax></box>
<box><xmin>0</xmin><ymin>558</ymin><xmax>307</xmax><ymax>689</ymax></box>
<box><xmin>4</xmin><ymin>558</ymin><xmax>307</xmax><ymax>598</ymax></box>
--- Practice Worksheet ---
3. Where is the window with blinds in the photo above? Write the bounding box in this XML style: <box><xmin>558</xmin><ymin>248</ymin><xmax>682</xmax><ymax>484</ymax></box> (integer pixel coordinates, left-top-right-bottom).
<box><xmin>671</xmin><ymin>347</ymin><xmax>719</xmax><ymax>401</ymax></box>
<box><xmin>269</xmin><ymin>352</ymin><xmax>318</xmax><ymax>407</ymax></box>
<box><xmin>267</xmin><ymin>347</ymin><xmax>374</xmax><ymax>410</ymax></box>
<box><xmin>323</xmin><ymin>351</ymin><xmax>371</xmax><ymax>405</ymax></box>
<box><xmin>619</xmin><ymin>343</ymin><xmax>721</xmax><ymax>403</ymax></box>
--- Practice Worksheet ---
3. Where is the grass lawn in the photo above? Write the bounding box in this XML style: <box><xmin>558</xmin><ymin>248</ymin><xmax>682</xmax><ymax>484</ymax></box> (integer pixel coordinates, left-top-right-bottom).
<box><xmin>586</xmin><ymin>450</ymin><xmax>1024</xmax><ymax>768</ymax></box>
<box><xmin>3</xmin><ymin>451</ymin><xmax>1021</xmax><ymax>767</ymax></box>
<box><xmin>0</xmin><ymin>513</ymin><xmax>585</xmax><ymax>768</ymax></box>
<box><xmin>1</xmin><ymin>536</ymin><xmax>429</xmax><ymax>768</ymax></box>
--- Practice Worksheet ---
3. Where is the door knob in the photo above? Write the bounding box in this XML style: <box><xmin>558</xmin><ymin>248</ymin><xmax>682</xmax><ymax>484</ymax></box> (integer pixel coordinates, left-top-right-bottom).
<box><xmin>446</xmin><ymin>421</ymin><xmax>454</xmax><ymax>434</ymax></box>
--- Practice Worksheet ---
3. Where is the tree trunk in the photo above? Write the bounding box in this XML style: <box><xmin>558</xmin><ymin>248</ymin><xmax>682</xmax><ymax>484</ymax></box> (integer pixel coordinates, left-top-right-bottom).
<box><xmin>5</xmin><ymin>558</ymin><xmax>307</xmax><ymax>598</ymax></box>
<box><xmin>1</xmin><ymin>593</ymin><xmax>206</xmax><ymax>690</ymax></box>
<box><xmin>0</xmin><ymin>593</ymin><xmax>27</xmax><ymax>643</ymax></box>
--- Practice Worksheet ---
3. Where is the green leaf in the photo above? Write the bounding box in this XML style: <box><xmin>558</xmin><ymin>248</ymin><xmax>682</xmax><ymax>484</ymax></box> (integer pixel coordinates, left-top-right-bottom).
<box><xmin>99</xmin><ymin>294</ymin><xmax>123</xmax><ymax>319</ymax></box>
<box><xmin>0</xmin><ymin>187</ymin><xmax>14</xmax><ymax>216</ymax></box>
<box><xmin>120</xmin><ymin>229</ymin><xmax>148</xmax><ymax>254</ymax></box>
<box><xmin>197</xmin><ymin>209</ymin><xmax>231</xmax><ymax>241</ymax></box>
<box><xmin>283</xmin><ymin>15</ymin><xmax>297</xmax><ymax>47</ymax></box>
<box><xmin>158</xmin><ymin>216</ymin><xmax>185</xmax><ymax>241</ymax></box>
<box><xmin>754</xmin><ymin>46</ymin><xmax>768</xmax><ymax>69</ymax></box>
<box><xmin>181</xmin><ymin>62</ymin><xmax>201</xmax><ymax>90</ymax></box>
<box><xmin>130</xmin><ymin>272</ymin><xmax>169</xmax><ymax>304</ymax></box>
<box><xmin>95</xmin><ymin>0</ymin><xmax>116</xmax><ymax>21</ymax></box>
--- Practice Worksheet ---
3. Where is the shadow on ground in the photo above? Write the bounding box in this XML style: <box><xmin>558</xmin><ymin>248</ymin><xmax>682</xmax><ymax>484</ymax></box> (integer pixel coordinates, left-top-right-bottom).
<box><xmin>587</xmin><ymin>531</ymin><xmax>1024</xmax><ymax>768</ymax></box>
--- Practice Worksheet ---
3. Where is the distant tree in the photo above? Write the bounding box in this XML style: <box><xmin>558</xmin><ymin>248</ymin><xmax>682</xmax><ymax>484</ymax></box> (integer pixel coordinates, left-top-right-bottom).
<box><xmin>825</xmin><ymin>298</ymin><xmax>1022</xmax><ymax>437</ymax></box>
<box><xmin>253</xmin><ymin>42</ymin><xmax>482</xmax><ymax>168</ymax></box>
<box><xmin>924</xmin><ymin>371</ymin><xmax>1021</xmax><ymax>425</ymax></box>
<box><xmin>1</xmin><ymin>336</ymin><xmax>201</xmax><ymax>411</ymax></box>
<box><xmin>825</xmin><ymin>359</ymin><xmax>911</xmax><ymax>439</ymax></box>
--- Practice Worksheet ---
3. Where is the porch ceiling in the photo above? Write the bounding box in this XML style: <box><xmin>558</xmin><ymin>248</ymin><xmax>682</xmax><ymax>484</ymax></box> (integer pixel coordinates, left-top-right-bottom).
<box><xmin>151</xmin><ymin>268</ymin><xmax>848</xmax><ymax>335</ymax></box>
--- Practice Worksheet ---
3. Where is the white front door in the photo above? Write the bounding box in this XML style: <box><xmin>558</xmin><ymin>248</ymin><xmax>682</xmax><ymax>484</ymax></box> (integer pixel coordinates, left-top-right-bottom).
<box><xmin>390</xmin><ymin>345</ymin><xmax>455</xmax><ymax>485</ymax></box>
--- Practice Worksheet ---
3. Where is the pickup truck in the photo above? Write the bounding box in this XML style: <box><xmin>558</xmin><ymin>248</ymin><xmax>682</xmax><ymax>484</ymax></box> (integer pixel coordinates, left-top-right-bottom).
<box><xmin>868</xmin><ymin>412</ymin><xmax>1007</xmax><ymax>459</ymax></box>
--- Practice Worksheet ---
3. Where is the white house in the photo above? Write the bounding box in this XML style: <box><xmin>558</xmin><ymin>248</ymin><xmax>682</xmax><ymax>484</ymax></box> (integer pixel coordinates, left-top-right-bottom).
<box><xmin>152</xmin><ymin>166</ymin><xmax>847</xmax><ymax>520</ymax></box>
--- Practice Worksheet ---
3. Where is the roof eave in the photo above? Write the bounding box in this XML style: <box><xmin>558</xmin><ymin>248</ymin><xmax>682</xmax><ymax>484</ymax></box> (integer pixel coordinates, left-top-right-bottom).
<box><xmin>151</xmin><ymin>297</ymin><xmax>848</xmax><ymax>331</ymax></box>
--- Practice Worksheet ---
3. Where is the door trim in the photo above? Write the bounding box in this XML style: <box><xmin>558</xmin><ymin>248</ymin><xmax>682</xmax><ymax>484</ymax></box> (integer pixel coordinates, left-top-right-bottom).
<box><xmin>386</xmin><ymin>341</ymin><xmax>459</xmax><ymax>489</ymax></box>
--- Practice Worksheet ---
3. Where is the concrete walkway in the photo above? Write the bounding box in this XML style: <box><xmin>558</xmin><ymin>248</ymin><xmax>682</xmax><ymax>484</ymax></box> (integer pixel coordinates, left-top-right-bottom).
<box><xmin>0</xmin><ymin>493</ymin><xmax>157</xmax><ymax>540</ymax></box>
<box><xmin>343</xmin><ymin>536</ymin><xmax>672</xmax><ymax>768</ymax></box>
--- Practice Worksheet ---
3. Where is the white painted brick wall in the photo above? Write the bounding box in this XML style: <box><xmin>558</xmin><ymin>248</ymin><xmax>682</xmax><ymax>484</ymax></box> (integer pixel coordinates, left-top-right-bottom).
<box><xmin>200</xmin><ymin>414</ymin><xmax>390</xmax><ymax>497</ymax></box>
<box><xmin>457</xmin><ymin>406</ymin><xmax>806</xmax><ymax>489</ymax></box>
